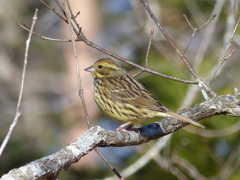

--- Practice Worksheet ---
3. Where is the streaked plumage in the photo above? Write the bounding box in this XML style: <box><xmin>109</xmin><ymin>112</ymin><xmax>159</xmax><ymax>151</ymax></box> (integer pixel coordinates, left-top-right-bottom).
<box><xmin>85</xmin><ymin>58</ymin><xmax>205</xmax><ymax>130</ymax></box>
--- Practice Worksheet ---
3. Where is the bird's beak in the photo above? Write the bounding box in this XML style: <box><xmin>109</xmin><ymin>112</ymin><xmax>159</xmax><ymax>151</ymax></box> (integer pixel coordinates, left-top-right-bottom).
<box><xmin>84</xmin><ymin>66</ymin><xmax>95</xmax><ymax>72</ymax></box>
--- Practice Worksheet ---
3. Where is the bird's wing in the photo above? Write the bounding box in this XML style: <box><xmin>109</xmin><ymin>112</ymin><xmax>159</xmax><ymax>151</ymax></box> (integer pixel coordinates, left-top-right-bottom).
<box><xmin>107</xmin><ymin>75</ymin><xmax>167</xmax><ymax>112</ymax></box>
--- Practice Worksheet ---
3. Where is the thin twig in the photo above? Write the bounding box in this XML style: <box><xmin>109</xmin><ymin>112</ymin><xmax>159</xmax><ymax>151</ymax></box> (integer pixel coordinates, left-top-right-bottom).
<box><xmin>193</xmin><ymin>0</ymin><xmax>224</xmax><ymax>73</ymax></box>
<box><xmin>139</xmin><ymin>0</ymin><xmax>217</xmax><ymax>98</ymax></box>
<box><xmin>218</xmin><ymin>144</ymin><xmax>240</xmax><ymax>179</ymax></box>
<box><xmin>129</xmin><ymin>0</ymin><xmax>179</xmax><ymax>68</ymax></box>
<box><xmin>202</xmin><ymin>3</ymin><xmax>237</xmax><ymax>87</ymax></box>
<box><xmin>66</xmin><ymin>0</ymin><xmax>82</xmax><ymax>33</ymax></box>
<box><xmin>209</xmin><ymin>17</ymin><xmax>240</xmax><ymax>83</ymax></box>
<box><xmin>153</xmin><ymin>152</ymin><xmax>188</xmax><ymax>180</ymax></box>
<box><xmin>36</xmin><ymin>0</ymin><xmax>217</xmax><ymax>100</ymax></box>
<box><xmin>104</xmin><ymin>135</ymin><xmax>171</xmax><ymax>180</ymax></box>
<box><xmin>38</xmin><ymin>0</ymin><xmax>68</xmax><ymax>23</ymax></box>
<box><xmin>132</xmin><ymin>28</ymin><xmax>154</xmax><ymax>77</ymax></box>
<box><xmin>145</xmin><ymin>28</ymin><xmax>154</xmax><ymax>69</ymax></box>
<box><xmin>187</xmin><ymin>120</ymin><xmax>240</xmax><ymax>137</ymax></box>
<box><xmin>64</xmin><ymin>1</ymin><xmax>91</xmax><ymax>129</ymax></box>
<box><xmin>54</xmin><ymin>0</ymin><xmax>197</xmax><ymax>84</ymax></box>
<box><xmin>172</xmin><ymin>155</ymin><xmax>207</xmax><ymax>180</ymax></box>
<box><xmin>64</xmin><ymin>1</ymin><xmax>124</xmax><ymax>179</ymax></box>
<box><xmin>84</xmin><ymin>39</ymin><xmax>197</xmax><ymax>84</ymax></box>
<box><xmin>183</xmin><ymin>14</ymin><xmax>195</xmax><ymax>30</ymax></box>
<box><xmin>17</xmin><ymin>22</ymin><xmax>71</xmax><ymax>42</ymax></box>
<box><xmin>183</xmin><ymin>14</ymin><xmax>216</xmax><ymax>54</ymax></box>
<box><xmin>18</xmin><ymin>19</ymin><xmax>197</xmax><ymax>85</ymax></box>
<box><xmin>139</xmin><ymin>0</ymin><xmax>198</xmax><ymax>79</ymax></box>
<box><xmin>59</xmin><ymin>0</ymin><xmax>85</xmax><ymax>39</ymax></box>
<box><xmin>184</xmin><ymin>14</ymin><xmax>216</xmax><ymax>31</ymax></box>
<box><xmin>0</xmin><ymin>9</ymin><xmax>38</xmax><ymax>156</ymax></box>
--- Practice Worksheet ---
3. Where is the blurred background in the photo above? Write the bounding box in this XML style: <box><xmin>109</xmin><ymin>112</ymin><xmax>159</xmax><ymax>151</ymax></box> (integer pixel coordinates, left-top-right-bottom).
<box><xmin>1</xmin><ymin>0</ymin><xmax>240</xmax><ymax>179</ymax></box>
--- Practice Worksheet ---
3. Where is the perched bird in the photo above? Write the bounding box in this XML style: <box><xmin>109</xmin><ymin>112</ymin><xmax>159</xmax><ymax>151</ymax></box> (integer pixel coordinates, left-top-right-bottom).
<box><xmin>85</xmin><ymin>58</ymin><xmax>205</xmax><ymax>130</ymax></box>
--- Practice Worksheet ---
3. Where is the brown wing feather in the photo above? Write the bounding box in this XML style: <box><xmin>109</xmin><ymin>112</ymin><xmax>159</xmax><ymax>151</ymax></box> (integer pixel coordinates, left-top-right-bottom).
<box><xmin>107</xmin><ymin>75</ymin><xmax>167</xmax><ymax>112</ymax></box>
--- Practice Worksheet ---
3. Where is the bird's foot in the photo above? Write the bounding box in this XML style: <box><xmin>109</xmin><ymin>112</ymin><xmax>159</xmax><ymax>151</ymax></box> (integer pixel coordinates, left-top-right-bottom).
<box><xmin>115</xmin><ymin>121</ymin><xmax>133</xmax><ymax>131</ymax></box>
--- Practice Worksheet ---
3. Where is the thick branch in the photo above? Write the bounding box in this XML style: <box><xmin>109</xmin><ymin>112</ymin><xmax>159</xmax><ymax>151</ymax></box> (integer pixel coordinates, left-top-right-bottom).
<box><xmin>1</xmin><ymin>95</ymin><xmax>240</xmax><ymax>179</ymax></box>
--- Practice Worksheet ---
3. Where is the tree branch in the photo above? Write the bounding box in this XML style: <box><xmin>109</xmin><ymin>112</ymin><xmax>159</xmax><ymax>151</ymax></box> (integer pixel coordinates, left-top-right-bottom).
<box><xmin>0</xmin><ymin>9</ymin><xmax>38</xmax><ymax>156</ymax></box>
<box><xmin>1</xmin><ymin>94</ymin><xmax>240</xmax><ymax>179</ymax></box>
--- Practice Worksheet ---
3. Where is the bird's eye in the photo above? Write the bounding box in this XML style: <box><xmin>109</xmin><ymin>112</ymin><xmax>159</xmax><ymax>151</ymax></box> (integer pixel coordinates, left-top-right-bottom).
<box><xmin>98</xmin><ymin>65</ymin><xmax>103</xmax><ymax>69</ymax></box>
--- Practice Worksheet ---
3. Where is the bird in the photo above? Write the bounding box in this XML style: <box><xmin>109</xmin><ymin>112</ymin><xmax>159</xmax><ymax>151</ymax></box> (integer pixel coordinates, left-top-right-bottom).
<box><xmin>85</xmin><ymin>58</ymin><xmax>205</xmax><ymax>130</ymax></box>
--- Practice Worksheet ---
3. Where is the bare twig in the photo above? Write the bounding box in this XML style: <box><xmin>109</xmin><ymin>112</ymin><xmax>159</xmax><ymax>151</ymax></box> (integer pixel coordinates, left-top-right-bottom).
<box><xmin>104</xmin><ymin>135</ymin><xmax>172</xmax><ymax>180</ymax></box>
<box><xmin>145</xmin><ymin>28</ymin><xmax>154</xmax><ymax>69</ymax></box>
<box><xmin>172</xmin><ymin>155</ymin><xmax>207</xmax><ymax>180</ymax></box>
<box><xmin>184</xmin><ymin>14</ymin><xmax>216</xmax><ymax>31</ymax></box>
<box><xmin>39</xmin><ymin>0</ymin><xmax>198</xmax><ymax>84</ymax></box>
<box><xmin>197</xmin><ymin>78</ymin><xmax>217</xmax><ymax>99</ymax></box>
<box><xmin>183</xmin><ymin>14</ymin><xmax>216</xmax><ymax>54</ymax></box>
<box><xmin>129</xmin><ymin>0</ymin><xmax>179</xmax><ymax>68</ymax></box>
<box><xmin>209</xmin><ymin>17</ymin><xmax>240</xmax><ymax>83</ymax></box>
<box><xmin>202</xmin><ymin>4</ymin><xmax>237</xmax><ymax>87</ymax></box>
<box><xmin>64</xmin><ymin>1</ymin><xmax>123</xmax><ymax>179</ymax></box>
<box><xmin>187</xmin><ymin>120</ymin><xmax>240</xmax><ymax>137</ymax></box>
<box><xmin>193</xmin><ymin>0</ymin><xmax>224</xmax><ymax>73</ymax></box>
<box><xmin>139</xmin><ymin>0</ymin><xmax>198</xmax><ymax>79</ymax></box>
<box><xmin>132</xmin><ymin>28</ymin><xmax>154</xmax><ymax>77</ymax></box>
<box><xmin>38</xmin><ymin>0</ymin><xmax>68</xmax><ymax>23</ymax></box>
<box><xmin>153</xmin><ymin>152</ymin><xmax>188</xmax><ymax>180</ymax></box>
<box><xmin>17</xmin><ymin>17</ymin><xmax>197</xmax><ymax>85</ymax></box>
<box><xmin>0</xmin><ymin>9</ymin><xmax>38</xmax><ymax>156</ymax></box>
<box><xmin>233</xmin><ymin>0</ymin><xmax>239</xmax><ymax>19</ymax></box>
<box><xmin>80</xmin><ymin>39</ymin><xmax>197</xmax><ymax>84</ymax></box>
<box><xmin>17</xmin><ymin>22</ymin><xmax>71</xmax><ymax>42</ymax></box>
<box><xmin>66</xmin><ymin>0</ymin><xmax>82</xmax><ymax>33</ymax></box>
<box><xmin>218</xmin><ymin>144</ymin><xmax>240</xmax><ymax>179</ymax></box>
<box><xmin>139</xmin><ymin>0</ymin><xmax>218</xmax><ymax>98</ymax></box>
<box><xmin>64</xmin><ymin>1</ymin><xmax>91</xmax><ymax>129</ymax></box>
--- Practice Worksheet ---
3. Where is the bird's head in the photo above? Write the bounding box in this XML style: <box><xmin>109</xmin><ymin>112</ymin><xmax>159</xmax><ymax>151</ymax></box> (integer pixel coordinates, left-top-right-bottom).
<box><xmin>85</xmin><ymin>58</ymin><xmax>126</xmax><ymax>78</ymax></box>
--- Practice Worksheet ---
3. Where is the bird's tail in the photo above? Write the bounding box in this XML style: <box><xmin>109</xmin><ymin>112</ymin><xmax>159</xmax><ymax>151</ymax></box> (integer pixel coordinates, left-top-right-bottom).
<box><xmin>166</xmin><ymin>111</ymin><xmax>205</xmax><ymax>129</ymax></box>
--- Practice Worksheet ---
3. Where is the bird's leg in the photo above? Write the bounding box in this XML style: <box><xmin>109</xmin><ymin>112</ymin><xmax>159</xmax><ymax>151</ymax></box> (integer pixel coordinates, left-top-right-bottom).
<box><xmin>125</xmin><ymin>125</ymin><xmax>133</xmax><ymax>130</ymax></box>
<box><xmin>126</xmin><ymin>125</ymin><xmax>140</xmax><ymax>132</ymax></box>
<box><xmin>116</xmin><ymin>121</ymin><xmax>133</xmax><ymax>131</ymax></box>
<box><xmin>116</xmin><ymin>122</ymin><xmax>140</xmax><ymax>133</ymax></box>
